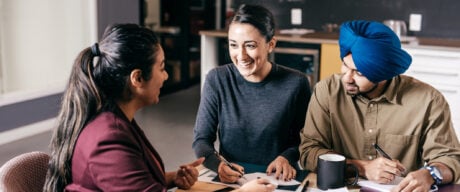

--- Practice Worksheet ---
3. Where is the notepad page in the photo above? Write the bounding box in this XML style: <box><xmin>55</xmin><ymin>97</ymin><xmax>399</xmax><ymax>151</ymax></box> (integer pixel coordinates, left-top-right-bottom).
<box><xmin>239</xmin><ymin>172</ymin><xmax>301</xmax><ymax>186</ymax></box>
<box><xmin>357</xmin><ymin>176</ymin><xmax>403</xmax><ymax>192</ymax></box>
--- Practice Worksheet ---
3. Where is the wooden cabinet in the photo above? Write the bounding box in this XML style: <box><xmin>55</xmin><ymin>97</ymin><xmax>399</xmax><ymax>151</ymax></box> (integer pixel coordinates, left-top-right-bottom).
<box><xmin>403</xmin><ymin>47</ymin><xmax>460</xmax><ymax>139</ymax></box>
<box><xmin>320</xmin><ymin>43</ymin><xmax>341</xmax><ymax>80</ymax></box>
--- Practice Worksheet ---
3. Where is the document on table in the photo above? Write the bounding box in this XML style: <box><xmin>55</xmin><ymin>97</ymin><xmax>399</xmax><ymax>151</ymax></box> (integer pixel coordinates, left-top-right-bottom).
<box><xmin>357</xmin><ymin>176</ymin><xmax>404</xmax><ymax>192</ymax></box>
<box><xmin>358</xmin><ymin>176</ymin><xmax>438</xmax><ymax>192</ymax></box>
<box><xmin>241</xmin><ymin>172</ymin><xmax>301</xmax><ymax>186</ymax></box>
<box><xmin>304</xmin><ymin>187</ymin><xmax>349</xmax><ymax>192</ymax></box>
<box><xmin>198</xmin><ymin>168</ymin><xmax>301</xmax><ymax>191</ymax></box>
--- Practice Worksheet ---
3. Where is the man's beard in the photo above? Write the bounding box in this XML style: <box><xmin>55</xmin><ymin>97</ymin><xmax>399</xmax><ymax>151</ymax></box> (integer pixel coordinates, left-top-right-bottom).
<box><xmin>347</xmin><ymin>83</ymin><xmax>378</xmax><ymax>97</ymax></box>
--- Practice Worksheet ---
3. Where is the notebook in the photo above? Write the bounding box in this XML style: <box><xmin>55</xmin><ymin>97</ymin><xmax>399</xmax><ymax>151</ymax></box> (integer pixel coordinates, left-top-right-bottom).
<box><xmin>357</xmin><ymin>176</ymin><xmax>404</xmax><ymax>192</ymax></box>
<box><xmin>199</xmin><ymin>168</ymin><xmax>309</xmax><ymax>191</ymax></box>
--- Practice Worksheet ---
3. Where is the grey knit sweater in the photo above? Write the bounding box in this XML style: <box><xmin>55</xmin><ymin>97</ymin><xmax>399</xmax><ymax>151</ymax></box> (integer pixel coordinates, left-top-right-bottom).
<box><xmin>193</xmin><ymin>63</ymin><xmax>311</xmax><ymax>172</ymax></box>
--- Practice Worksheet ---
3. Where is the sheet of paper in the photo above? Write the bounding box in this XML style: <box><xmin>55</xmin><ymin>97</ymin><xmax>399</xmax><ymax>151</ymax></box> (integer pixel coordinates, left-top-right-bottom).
<box><xmin>357</xmin><ymin>176</ymin><xmax>404</xmax><ymax>192</ymax></box>
<box><xmin>198</xmin><ymin>168</ymin><xmax>302</xmax><ymax>191</ymax></box>
<box><xmin>306</xmin><ymin>187</ymin><xmax>349</xmax><ymax>192</ymax></box>
<box><xmin>198</xmin><ymin>169</ymin><xmax>241</xmax><ymax>188</ymax></box>
<box><xmin>241</xmin><ymin>172</ymin><xmax>301</xmax><ymax>186</ymax></box>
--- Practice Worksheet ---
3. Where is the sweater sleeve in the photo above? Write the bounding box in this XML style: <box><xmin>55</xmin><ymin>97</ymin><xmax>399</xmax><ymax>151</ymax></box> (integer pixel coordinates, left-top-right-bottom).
<box><xmin>192</xmin><ymin>70</ymin><xmax>221</xmax><ymax>172</ymax></box>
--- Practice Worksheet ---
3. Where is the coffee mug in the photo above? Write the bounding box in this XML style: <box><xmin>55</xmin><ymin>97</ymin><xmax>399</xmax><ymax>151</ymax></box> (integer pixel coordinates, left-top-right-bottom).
<box><xmin>317</xmin><ymin>154</ymin><xmax>359</xmax><ymax>190</ymax></box>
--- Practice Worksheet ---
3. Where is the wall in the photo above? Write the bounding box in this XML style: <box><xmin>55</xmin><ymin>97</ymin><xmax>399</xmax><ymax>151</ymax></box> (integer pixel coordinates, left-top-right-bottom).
<box><xmin>97</xmin><ymin>0</ymin><xmax>142</xmax><ymax>39</ymax></box>
<box><xmin>0</xmin><ymin>0</ymin><xmax>94</xmax><ymax>95</ymax></box>
<box><xmin>233</xmin><ymin>0</ymin><xmax>460</xmax><ymax>39</ymax></box>
<box><xmin>0</xmin><ymin>94</ymin><xmax>61</xmax><ymax>132</ymax></box>
<box><xmin>0</xmin><ymin>0</ymin><xmax>96</xmax><ymax>133</ymax></box>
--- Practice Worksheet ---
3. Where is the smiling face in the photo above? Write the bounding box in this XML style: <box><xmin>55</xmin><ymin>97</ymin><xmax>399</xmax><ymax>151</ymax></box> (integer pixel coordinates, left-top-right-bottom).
<box><xmin>143</xmin><ymin>46</ymin><xmax>168</xmax><ymax>105</ymax></box>
<box><xmin>227</xmin><ymin>23</ymin><xmax>275</xmax><ymax>82</ymax></box>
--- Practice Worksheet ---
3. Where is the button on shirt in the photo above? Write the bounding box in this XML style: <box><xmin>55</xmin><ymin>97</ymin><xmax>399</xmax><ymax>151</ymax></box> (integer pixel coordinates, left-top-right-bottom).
<box><xmin>299</xmin><ymin>74</ymin><xmax>460</xmax><ymax>183</ymax></box>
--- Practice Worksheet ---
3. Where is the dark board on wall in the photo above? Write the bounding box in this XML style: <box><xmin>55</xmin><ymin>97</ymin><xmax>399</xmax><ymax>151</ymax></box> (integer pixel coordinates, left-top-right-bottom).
<box><xmin>233</xmin><ymin>0</ymin><xmax>460</xmax><ymax>39</ymax></box>
<box><xmin>97</xmin><ymin>0</ymin><xmax>142</xmax><ymax>39</ymax></box>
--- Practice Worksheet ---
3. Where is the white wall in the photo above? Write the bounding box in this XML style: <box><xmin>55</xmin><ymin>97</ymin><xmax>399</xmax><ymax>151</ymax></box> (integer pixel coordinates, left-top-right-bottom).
<box><xmin>0</xmin><ymin>0</ymin><xmax>97</xmax><ymax>105</ymax></box>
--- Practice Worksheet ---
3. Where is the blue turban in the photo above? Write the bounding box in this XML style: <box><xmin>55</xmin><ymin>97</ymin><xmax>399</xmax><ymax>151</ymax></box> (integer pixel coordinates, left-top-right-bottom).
<box><xmin>339</xmin><ymin>20</ymin><xmax>412</xmax><ymax>83</ymax></box>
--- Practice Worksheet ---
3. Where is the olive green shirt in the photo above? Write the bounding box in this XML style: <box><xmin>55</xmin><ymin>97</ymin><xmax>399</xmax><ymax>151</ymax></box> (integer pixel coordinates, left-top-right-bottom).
<box><xmin>299</xmin><ymin>74</ymin><xmax>460</xmax><ymax>183</ymax></box>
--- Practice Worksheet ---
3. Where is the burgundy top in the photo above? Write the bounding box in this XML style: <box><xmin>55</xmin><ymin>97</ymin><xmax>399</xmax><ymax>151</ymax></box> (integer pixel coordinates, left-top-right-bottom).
<box><xmin>65</xmin><ymin>108</ymin><xmax>167</xmax><ymax>192</ymax></box>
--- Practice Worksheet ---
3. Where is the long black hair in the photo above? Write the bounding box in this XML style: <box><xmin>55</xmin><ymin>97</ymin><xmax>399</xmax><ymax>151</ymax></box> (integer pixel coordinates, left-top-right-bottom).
<box><xmin>43</xmin><ymin>24</ymin><xmax>160</xmax><ymax>191</ymax></box>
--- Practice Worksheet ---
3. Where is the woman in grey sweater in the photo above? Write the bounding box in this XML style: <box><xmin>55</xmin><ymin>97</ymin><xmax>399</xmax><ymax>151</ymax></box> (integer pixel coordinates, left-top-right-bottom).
<box><xmin>193</xmin><ymin>4</ymin><xmax>311</xmax><ymax>184</ymax></box>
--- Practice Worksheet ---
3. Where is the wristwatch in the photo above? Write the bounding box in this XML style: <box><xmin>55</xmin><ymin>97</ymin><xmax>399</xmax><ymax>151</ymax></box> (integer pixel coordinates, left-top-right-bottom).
<box><xmin>424</xmin><ymin>165</ymin><xmax>443</xmax><ymax>185</ymax></box>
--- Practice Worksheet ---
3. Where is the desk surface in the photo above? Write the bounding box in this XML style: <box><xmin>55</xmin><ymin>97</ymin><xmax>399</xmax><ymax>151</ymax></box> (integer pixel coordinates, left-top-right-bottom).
<box><xmin>177</xmin><ymin>170</ymin><xmax>460</xmax><ymax>192</ymax></box>
<box><xmin>176</xmin><ymin>171</ymin><xmax>355</xmax><ymax>192</ymax></box>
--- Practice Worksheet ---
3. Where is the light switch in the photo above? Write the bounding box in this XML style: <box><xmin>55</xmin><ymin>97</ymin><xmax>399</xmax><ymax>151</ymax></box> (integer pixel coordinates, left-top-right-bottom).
<box><xmin>409</xmin><ymin>13</ymin><xmax>422</xmax><ymax>32</ymax></box>
<box><xmin>291</xmin><ymin>8</ymin><xmax>302</xmax><ymax>25</ymax></box>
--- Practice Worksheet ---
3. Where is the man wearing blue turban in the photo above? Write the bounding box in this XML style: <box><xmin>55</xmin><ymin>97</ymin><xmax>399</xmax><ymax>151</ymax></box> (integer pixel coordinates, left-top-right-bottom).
<box><xmin>299</xmin><ymin>20</ymin><xmax>460</xmax><ymax>191</ymax></box>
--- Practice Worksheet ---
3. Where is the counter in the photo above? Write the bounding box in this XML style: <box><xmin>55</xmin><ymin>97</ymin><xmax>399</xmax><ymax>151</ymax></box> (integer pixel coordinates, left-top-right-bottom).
<box><xmin>200</xmin><ymin>30</ymin><xmax>460</xmax><ymax>48</ymax></box>
<box><xmin>199</xmin><ymin>30</ymin><xmax>339</xmax><ymax>44</ymax></box>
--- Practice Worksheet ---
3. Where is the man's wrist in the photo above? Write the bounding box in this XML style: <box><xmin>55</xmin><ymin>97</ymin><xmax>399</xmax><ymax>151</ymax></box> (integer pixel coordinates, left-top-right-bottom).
<box><xmin>422</xmin><ymin>165</ymin><xmax>443</xmax><ymax>185</ymax></box>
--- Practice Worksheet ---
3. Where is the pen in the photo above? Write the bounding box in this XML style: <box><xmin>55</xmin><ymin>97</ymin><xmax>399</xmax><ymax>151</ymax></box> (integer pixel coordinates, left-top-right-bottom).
<box><xmin>300</xmin><ymin>180</ymin><xmax>309</xmax><ymax>192</ymax></box>
<box><xmin>373</xmin><ymin>143</ymin><xmax>392</xmax><ymax>160</ymax></box>
<box><xmin>214</xmin><ymin>151</ymin><xmax>246</xmax><ymax>179</ymax></box>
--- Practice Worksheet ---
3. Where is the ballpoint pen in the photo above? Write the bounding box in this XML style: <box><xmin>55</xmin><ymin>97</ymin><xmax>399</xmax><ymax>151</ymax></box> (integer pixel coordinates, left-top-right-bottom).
<box><xmin>300</xmin><ymin>180</ymin><xmax>309</xmax><ymax>192</ymax></box>
<box><xmin>375</xmin><ymin>143</ymin><xmax>409</xmax><ymax>177</ymax></box>
<box><xmin>373</xmin><ymin>143</ymin><xmax>392</xmax><ymax>160</ymax></box>
<box><xmin>214</xmin><ymin>151</ymin><xmax>246</xmax><ymax>180</ymax></box>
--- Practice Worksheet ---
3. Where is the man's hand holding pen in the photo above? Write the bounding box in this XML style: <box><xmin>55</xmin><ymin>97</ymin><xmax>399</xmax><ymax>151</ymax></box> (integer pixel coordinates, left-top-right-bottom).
<box><xmin>363</xmin><ymin>144</ymin><xmax>406</xmax><ymax>184</ymax></box>
<box><xmin>348</xmin><ymin>144</ymin><xmax>406</xmax><ymax>185</ymax></box>
<box><xmin>362</xmin><ymin>156</ymin><xmax>405</xmax><ymax>184</ymax></box>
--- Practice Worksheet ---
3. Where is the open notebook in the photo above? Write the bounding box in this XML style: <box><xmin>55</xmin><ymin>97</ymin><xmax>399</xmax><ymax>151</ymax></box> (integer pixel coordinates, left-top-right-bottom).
<box><xmin>199</xmin><ymin>168</ymin><xmax>309</xmax><ymax>191</ymax></box>
<box><xmin>358</xmin><ymin>176</ymin><xmax>437</xmax><ymax>192</ymax></box>
<box><xmin>236</xmin><ymin>172</ymin><xmax>301</xmax><ymax>186</ymax></box>
<box><xmin>357</xmin><ymin>176</ymin><xmax>404</xmax><ymax>192</ymax></box>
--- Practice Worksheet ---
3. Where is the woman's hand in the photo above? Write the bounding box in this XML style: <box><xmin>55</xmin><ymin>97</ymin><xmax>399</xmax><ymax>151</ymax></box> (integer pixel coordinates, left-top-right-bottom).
<box><xmin>173</xmin><ymin>158</ymin><xmax>204</xmax><ymax>189</ymax></box>
<box><xmin>218</xmin><ymin>161</ymin><xmax>245</xmax><ymax>183</ymax></box>
<box><xmin>266</xmin><ymin>156</ymin><xmax>296</xmax><ymax>181</ymax></box>
<box><xmin>237</xmin><ymin>178</ymin><xmax>276</xmax><ymax>192</ymax></box>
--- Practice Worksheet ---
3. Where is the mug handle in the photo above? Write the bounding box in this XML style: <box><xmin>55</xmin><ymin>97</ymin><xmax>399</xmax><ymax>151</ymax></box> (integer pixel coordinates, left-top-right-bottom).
<box><xmin>346</xmin><ymin>163</ymin><xmax>359</xmax><ymax>185</ymax></box>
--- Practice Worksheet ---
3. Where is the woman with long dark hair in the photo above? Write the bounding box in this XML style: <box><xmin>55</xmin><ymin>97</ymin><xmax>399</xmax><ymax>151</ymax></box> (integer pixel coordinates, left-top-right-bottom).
<box><xmin>42</xmin><ymin>24</ymin><xmax>203</xmax><ymax>191</ymax></box>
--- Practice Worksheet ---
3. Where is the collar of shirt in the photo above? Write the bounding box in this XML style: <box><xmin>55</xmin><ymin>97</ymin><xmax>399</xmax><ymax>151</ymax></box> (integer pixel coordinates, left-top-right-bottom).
<box><xmin>354</xmin><ymin>75</ymin><xmax>404</xmax><ymax>105</ymax></box>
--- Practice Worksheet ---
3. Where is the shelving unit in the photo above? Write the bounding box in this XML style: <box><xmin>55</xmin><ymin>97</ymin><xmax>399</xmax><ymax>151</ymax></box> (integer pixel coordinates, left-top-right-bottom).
<box><xmin>151</xmin><ymin>0</ymin><xmax>218</xmax><ymax>94</ymax></box>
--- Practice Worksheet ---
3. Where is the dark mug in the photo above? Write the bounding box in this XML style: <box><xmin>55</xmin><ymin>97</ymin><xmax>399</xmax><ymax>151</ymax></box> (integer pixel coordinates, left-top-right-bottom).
<box><xmin>317</xmin><ymin>154</ymin><xmax>359</xmax><ymax>190</ymax></box>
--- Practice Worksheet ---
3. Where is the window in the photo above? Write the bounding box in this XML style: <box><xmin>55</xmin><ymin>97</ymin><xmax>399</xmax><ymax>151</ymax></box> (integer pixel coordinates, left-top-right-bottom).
<box><xmin>0</xmin><ymin>0</ymin><xmax>96</xmax><ymax>106</ymax></box>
